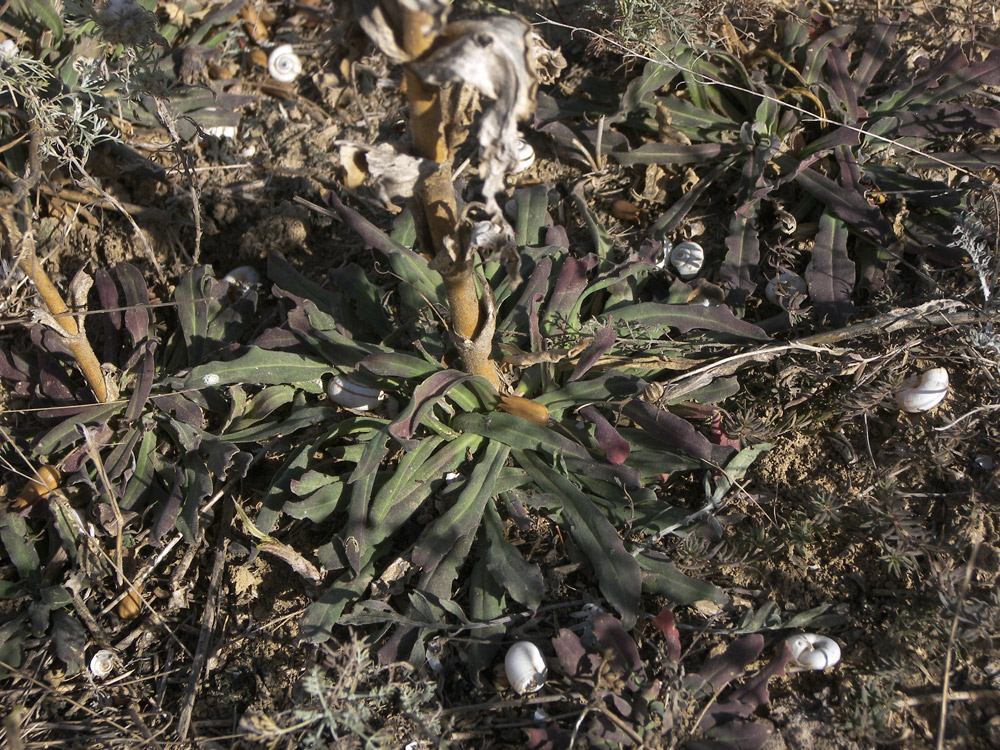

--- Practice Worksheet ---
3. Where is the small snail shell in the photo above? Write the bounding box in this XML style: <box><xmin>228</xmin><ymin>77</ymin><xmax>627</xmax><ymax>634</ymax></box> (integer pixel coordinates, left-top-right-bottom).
<box><xmin>327</xmin><ymin>374</ymin><xmax>387</xmax><ymax>411</ymax></box>
<box><xmin>513</xmin><ymin>138</ymin><xmax>535</xmax><ymax>173</ymax></box>
<box><xmin>895</xmin><ymin>367</ymin><xmax>949</xmax><ymax>413</ymax></box>
<box><xmin>89</xmin><ymin>650</ymin><xmax>116</xmax><ymax>679</ymax></box>
<box><xmin>765</xmin><ymin>273</ymin><xmax>807</xmax><ymax>307</ymax></box>
<box><xmin>223</xmin><ymin>266</ymin><xmax>261</xmax><ymax>286</ymax></box>
<box><xmin>505</xmin><ymin>641</ymin><xmax>547</xmax><ymax>695</ymax></box>
<box><xmin>668</xmin><ymin>241</ymin><xmax>705</xmax><ymax>280</ymax></box>
<box><xmin>785</xmin><ymin>634</ymin><xmax>841</xmax><ymax>670</ymax></box>
<box><xmin>268</xmin><ymin>44</ymin><xmax>302</xmax><ymax>83</ymax></box>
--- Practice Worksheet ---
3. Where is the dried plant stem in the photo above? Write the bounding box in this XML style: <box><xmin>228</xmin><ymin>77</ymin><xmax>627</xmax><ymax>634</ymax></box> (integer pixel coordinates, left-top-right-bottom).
<box><xmin>0</xmin><ymin>121</ymin><xmax>108</xmax><ymax>403</ymax></box>
<box><xmin>401</xmin><ymin>9</ymin><xmax>501</xmax><ymax>389</ymax></box>
<box><xmin>12</xmin><ymin>231</ymin><xmax>109</xmax><ymax>403</ymax></box>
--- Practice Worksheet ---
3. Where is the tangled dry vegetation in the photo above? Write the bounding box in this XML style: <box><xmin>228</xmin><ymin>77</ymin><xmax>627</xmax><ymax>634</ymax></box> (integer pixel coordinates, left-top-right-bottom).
<box><xmin>0</xmin><ymin>0</ymin><xmax>998</xmax><ymax>748</ymax></box>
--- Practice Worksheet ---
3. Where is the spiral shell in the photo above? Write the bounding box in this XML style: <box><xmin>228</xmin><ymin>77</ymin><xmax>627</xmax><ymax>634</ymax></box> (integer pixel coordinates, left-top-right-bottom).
<box><xmin>895</xmin><ymin>367</ymin><xmax>949</xmax><ymax>413</ymax></box>
<box><xmin>505</xmin><ymin>641</ymin><xmax>547</xmax><ymax>695</ymax></box>
<box><xmin>89</xmin><ymin>650</ymin><xmax>116</xmax><ymax>679</ymax></box>
<box><xmin>668</xmin><ymin>241</ymin><xmax>704</xmax><ymax>280</ymax></box>
<box><xmin>513</xmin><ymin>138</ymin><xmax>535</xmax><ymax>173</ymax></box>
<box><xmin>764</xmin><ymin>273</ymin><xmax>807</xmax><ymax>307</ymax></box>
<box><xmin>327</xmin><ymin>374</ymin><xmax>387</xmax><ymax>411</ymax></box>
<box><xmin>785</xmin><ymin>634</ymin><xmax>841</xmax><ymax>670</ymax></box>
<box><xmin>223</xmin><ymin>266</ymin><xmax>261</xmax><ymax>287</ymax></box>
<box><xmin>268</xmin><ymin>44</ymin><xmax>302</xmax><ymax>83</ymax></box>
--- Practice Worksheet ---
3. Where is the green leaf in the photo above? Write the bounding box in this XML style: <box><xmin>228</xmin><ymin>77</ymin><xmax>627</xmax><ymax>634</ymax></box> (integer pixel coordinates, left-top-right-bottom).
<box><xmin>411</xmin><ymin>442</ymin><xmax>510</xmax><ymax>577</ymax></box>
<box><xmin>0</xmin><ymin>513</ymin><xmax>40</xmax><ymax>588</ymax></box>
<box><xmin>712</xmin><ymin>443</ymin><xmax>774</xmax><ymax>504</ymax></box>
<box><xmin>467</xmin><ymin>558</ymin><xmax>506</xmax><ymax>686</ymax></box>
<box><xmin>516</xmin><ymin>449</ymin><xmax>641</xmax><ymax>628</ymax></box>
<box><xmin>182</xmin><ymin>348</ymin><xmax>331</xmax><ymax>389</ymax></box>
<box><xmin>284</xmin><ymin>481</ymin><xmax>345</xmax><ymax>523</ymax></box>
<box><xmin>343</xmin><ymin>429</ymin><xmax>391</xmax><ymax>571</ymax></box>
<box><xmin>452</xmin><ymin>412</ymin><xmax>591</xmax><ymax>462</ymax></box>
<box><xmin>637</xmin><ymin>553</ymin><xmax>727</xmax><ymax>605</ymax></box>
<box><xmin>17</xmin><ymin>0</ymin><xmax>63</xmax><ymax>39</ymax></box>
<box><xmin>483</xmin><ymin>501</ymin><xmax>543</xmax><ymax>610</ymax></box>
<box><xmin>299</xmin><ymin>562</ymin><xmax>377</xmax><ymax>643</ymax></box>
<box><xmin>121</xmin><ymin>428</ymin><xmax>157</xmax><ymax>510</ymax></box>
<box><xmin>51</xmin><ymin>610</ymin><xmax>86</xmax><ymax>675</ymax></box>
<box><xmin>612</xmin><ymin>302</ymin><xmax>770</xmax><ymax>340</ymax></box>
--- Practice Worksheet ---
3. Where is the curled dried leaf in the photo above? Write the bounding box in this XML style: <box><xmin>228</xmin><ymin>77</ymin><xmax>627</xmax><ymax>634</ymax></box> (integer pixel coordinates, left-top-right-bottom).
<box><xmin>411</xmin><ymin>17</ymin><xmax>537</xmax><ymax>215</ymax></box>
<box><xmin>353</xmin><ymin>0</ymin><xmax>450</xmax><ymax>61</ymax></box>
<box><xmin>336</xmin><ymin>141</ymin><xmax>436</xmax><ymax>207</ymax></box>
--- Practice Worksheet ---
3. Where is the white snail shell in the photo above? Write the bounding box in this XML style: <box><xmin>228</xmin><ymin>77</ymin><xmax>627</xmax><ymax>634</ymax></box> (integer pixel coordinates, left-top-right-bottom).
<box><xmin>513</xmin><ymin>138</ymin><xmax>535</xmax><ymax>173</ymax></box>
<box><xmin>765</xmin><ymin>272</ymin><xmax>807</xmax><ymax>307</ymax></box>
<box><xmin>327</xmin><ymin>374</ymin><xmax>387</xmax><ymax>411</ymax></box>
<box><xmin>895</xmin><ymin>367</ymin><xmax>949</xmax><ymax>413</ymax></box>
<box><xmin>223</xmin><ymin>266</ymin><xmax>261</xmax><ymax>286</ymax></box>
<box><xmin>785</xmin><ymin>634</ymin><xmax>841</xmax><ymax>670</ymax></box>
<box><xmin>89</xmin><ymin>650</ymin><xmax>116</xmax><ymax>679</ymax></box>
<box><xmin>268</xmin><ymin>44</ymin><xmax>302</xmax><ymax>83</ymax></box>
<box><xmin>668</xmin><ymin>241</ymin><xmax>705</xmax><ymax>279</ymax></box>
<box><xmin>505</xmin><ymin>641</ymin><xmax>547</xmax><ymax>694</ymax></box>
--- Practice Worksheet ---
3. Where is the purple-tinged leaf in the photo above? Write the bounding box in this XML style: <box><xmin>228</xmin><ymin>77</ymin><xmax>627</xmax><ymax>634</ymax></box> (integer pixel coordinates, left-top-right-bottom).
<box><xmin>896</xmin><ymin>102</ymin><xmax>1000</xmax><ymax>138</ymax></box>
<box><xmin>548</xmin><ymin>256</ymin><xmax>598</xmax><ymax>329</ymax></box>
<box><xmin>552</xmin><ymin>628</ymin><xmax>590</xmax><ymax>678</ymax></box>
<box><xmin>124</xmin><ymin>340</ymin><xmax>156</xmax><ymax>422</ymax></box>
<box><xmin>721</xmin><ymin>210</ymin><xmax>760</xmax><ymax>308</ymax></box>
<box><xmin>914</xmin><ymin>48</ymin><xmax>1000</xmax><ymax>108</ymax></box>
<box><xmin>800</xmin><ymin>23</ymin><xmax>853</xmax><ymax>84</ymax></box>
<box><xmin>483</xmin><ymin>503</ymin><xmax>543</xmax><ymax>610</ymax></box>
<box><xmin>545</xmin><ymin>225</ymin><xmax>570</xmax><ymax>249</ymax></box>
<box><xmin>686</xmin><ymin>634</ymin><xmax>764</xmax><ymax>698</ymax></box>
<box><xmin>150</xmin><ymin>471</ymin><xmax>183</xmax><ymax>546</ymax></box>
<box><xmin>94</xmin><ymin>268</ymin><xmax>121</xmax><ymax>364</ymax></box>
<box><xmin>712</xmin><ymin>643</ymin><xmax>795</xmax><ymax>727</ymax></box>
<box><xmin>825</xmin><ymin>46</ymin><xmax>860</xmax><ymax>122</ymax></box>
<box><xmin>388</xmin><ymin>370</ymin><xmax>482</xmax><ymax>449</ymax></box>
<box><xmin>624</xmin><ymin>400</ymin><xmax>735</xmax><ymax>465</ymax></box>
<box><xmin>177</xmin><ymin>454</ymin><xmax>212</xmax><ymax>542</ymax></box>
<box><xmin>854</xmin><ymin>16</ymin><xmax>905</xmax><ymax>97</ymax></box>
<box><xmin>687</xmin><ymin>721</ymin><xmax>773</xmax><ymax>750</ymax></box>
<box><xmin>609</xmin><ymin>142</ymin><xmax>737</xmax><ymax>166</ymax></box>
<box><xmin>116</xmin><ymin>262</ymin><xmax>149</xmax><ymax>347</ymax></box>
<box><xmin>908</xmin><ymin>149</ymin><xmax>1000</xmax><ymax>171</ymax></box>
<box><xmin>578</xmin><ymin>405</ymin><xmax>629</xmax><ymax>465</ymax></box>
<box><xmin>0</xmin><ymin>347</ymin><xmax>31</xmax><ymax>382</ymax></box>
<box><xmin>613</xmin><ymin>302</ymin><xmax>769</xmax><ymax>340</ymax></box>
<box><xmin>524</xmin><ymin>726</ymin><xmax>572</xmax><ymax>750</ymax></box>
<box><xmin>360</xmin><ymin>352</ymin><xmax>439</xmax><ymax>379</ymax></box>
<box><xmin>569</xmin><ymin>324</ymin><xmax>616</xmax><ymax>382</ymax></box>
<box><xmin>501</xmin><ymin>255</ymin><xmax>552</xmax><ymax>334</ymax></box>
<box><xmin>793</xmin><ymin>168</ymin><xmax>894</xmax><ymax>247</ymax></box>
<box><xmin>593</xmin><ymin>613</ymin><xmax>645</xmax><ymax>677</ymax></box>
<box><xmin>153</xmin><ymin>392</ymin><xmax>205</xmax><ymax>427</ymax></box>
<box><xmin>652</xmin><ymin>608</ymin><xmax>682</xmax><ymax>662</ymax></box>
<box><xmin>806</xmin><ymin>212</ymin><xmax>856</xmax><ymax>326</ymax></box>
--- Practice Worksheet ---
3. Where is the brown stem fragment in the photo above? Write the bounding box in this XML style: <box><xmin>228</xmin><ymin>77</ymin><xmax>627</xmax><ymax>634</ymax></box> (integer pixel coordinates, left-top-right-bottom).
<box><xmin>400</xmin><ymin>7</ymin><xmax>501</xmax><ymax>389</ymax></box>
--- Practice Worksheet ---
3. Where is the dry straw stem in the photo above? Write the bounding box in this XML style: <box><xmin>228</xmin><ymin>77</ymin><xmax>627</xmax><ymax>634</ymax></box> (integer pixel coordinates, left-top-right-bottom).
<box><xmin>0</xmin><ymin>123</ymin><xmax>108</xmax><ymax>403</ymax></box>
<box><xmin>400</xmin><ymin>5</ymin><xmax>500</xmax><ymax>389</ymax></box>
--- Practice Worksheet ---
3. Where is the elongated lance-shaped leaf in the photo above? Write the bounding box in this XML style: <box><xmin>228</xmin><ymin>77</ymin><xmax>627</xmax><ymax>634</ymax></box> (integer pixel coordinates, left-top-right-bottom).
<box><xmin>513</xmin><ymin>185</ymin><xmax>553</xmax><ymax>247</ymax></box>
<box><xmin>684</xmin><ymin>634</ymin><xmax>765</xmax><ymax>697</ymax></box>
<box><xmin>483</xmin><ymin>500</ymin><xmax>544</xmax><ymax>610</ymax></box>
<box><xmin>721</xmin><ymin>208</ymin><xmax>760</xmax><ymax>309</ymax></box>
<box><xmin>638</xmin><ymin>552</ymin><xmax>727</xmax><ymax>605</ymax></box>
<box><xmin>516</xmin><ymin>449</ymin><xmax>641</xmax><ymax>628</ymax></box>
<box><xmin>578</xmin><ymin>405</ymin><xmax>629</xmax><ymax>465</ymax></box>
<box><xmin>613</xmin><ymin>56</ymin><xmax>682</xmax><ymax>121</ymax></box>
<box><xmin>389</xmin><ymin>370</ymin><xmax>493</xmax><ymax>449</ymax></box>
<box><xmin>806</xmin><ymin>211</ymin><xmax>856</xmax><ymax>326</ymax></box>
<box><xmin>623</xmin><ymin>400</ymin><xmax>735</xmax><ymax>465</ymax></box>
<box><xmin>343</xmin><ymin>429</ymin><xmax>390</xmax><ymax>573</ymax></box>
<box><xmin>412</xmin><ymin>441</ymin><xmax>510</xmax><ymax>576</ymax></box>
<box><xmin>365</xmin><ymin>434</ymin><xmax>483</xmax><ymax>564</ymax></box>
<box><xmin>800</xmin><ymin>23</ymin><xmax>853</xmax><ymax>84</ymax></box>
<box><xmin>568</xmin><ymin>325</ymin><xmax>616</xmax><ymax>382</ymax></box>
<box><xmin>608</xmin><ymin>142</ymin><xmax>737</xmax><ymax>166</ymax></box>
<box><xmin>467</xmin><ymin>557</ymin><xmax>506</xmax><ymax>684</ymax></box>
<box><xmin>649</xmin><ymin>163</ymin><xmax>728</xmax><ymax>238</ymax></box>
<box><xmin>536</xmin><ymin>370</ymin><xmax>646</xmax><ymax>419</ymax></box>
<box><xmin>570</xmin><ymin>183</ymin><xmax>615</xmax><ymax>260</ymax></box>
<box><xmin>824</xmin><ymin>46</ymin><xmax>860</xmax><ymax>123</ymax></box>
<box><xmin>360</xmin><ymin>352</ymin><xmax>441</xmax><ymax>379</ymax></box>
<box><xmin>300</xmin><ymin>560</ymin><xmax>377</xmax><ymax>643</ymax></box>
<box><xmin>792</xmin><ymin>166</ymin><xmax>894</xmax><ymax>247</ymax></box>
<box><xmin>611</xmin><ymin>302</ymin><xmax>770</xmax><ymax>340</ymax></box>
<box><xmin>452</xmin><ymin>411</ymin><xmax>591</xmax><ymax>461</ymax></box>
<box><xmin>854</xmin><ymin>15</ymin><xmax>904</xmax><ymax>97</ymax></box>
<box><xmin>181</xmin><ymin>348</ymin><xmax>333</xmax><ymax>390</ymax></box>
<box><xmin>547</xmin><ymin>256</ymin><xmax>598</xmax><ymax>333</ymax></box>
